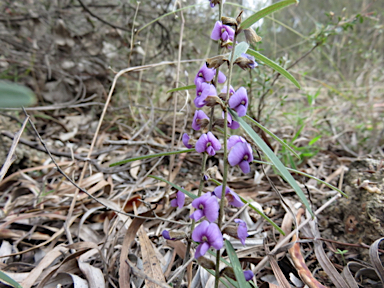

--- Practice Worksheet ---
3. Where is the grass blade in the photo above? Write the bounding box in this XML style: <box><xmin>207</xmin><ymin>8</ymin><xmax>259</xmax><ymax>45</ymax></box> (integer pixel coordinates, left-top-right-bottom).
<box><xmin>230</xmin><ymin>109</ymin><xmax>314</xmax><ymax>217</ymax></box>
<box><xmin>225</xmin><ymin>240</ymin><xmax>251</xmax><ymax>288</ymax></box>
<box><xmin>244</xmin><ymin>115</ymin><xmax>300</xmax><ymax>159</ymax></box>
<box><xmin>167</xmin><ymin>84</ymin><xmax>196</xmax><ymax>94</ymax></box>
<box><xmin>246</xmin><ymin>48</ymin><xmax>301</xmax><ymax>89</ymax></box>
<box><xmin>149</xmin><ymin>175</ymin><xmax>197</xmax><ymax>199</ymax></box>
<box><xmin>240</xmin><ymin>0</ymin><xmax>299</xmax><ymax>29</ymax></box>
<box><xmin>109</xmin><ymin>148</ymin><xmax>195</xmax><ymax>167</ymax></box>
<box><xmin>252</xmin><ymin>159</ymin><xmax>347</xmax><ymax>197</ymax></box>
<box><xmin>0</xmin><ymin>271</ymin><xmax>22</xmax><ymax>288</ymax></box>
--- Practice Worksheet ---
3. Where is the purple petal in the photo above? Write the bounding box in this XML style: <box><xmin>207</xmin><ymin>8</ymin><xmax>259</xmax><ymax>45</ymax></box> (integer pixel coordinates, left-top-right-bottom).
<box><xmin>244</xmin><ymin>270</ymin><xmax>253</xmax><ymax>281</ymax></box>
<box><xmin>195</xmin><ymin>83</ymin><xmax>216</xmax><ymax>108</ymax></box>
<box><xmin>192</xmin><ymin>220</ymin><xmax>209</xmax><ymax>242</ymax></box>
<box><xmin>195</xmin><ymin>65</ymin><xmax>215</xmax><ymax>85</ymax></box>
<box><xmin>207</xmin><ymin>132</ymin><xmax>221</xmax><ymax>151</ymax></box>
<box><xmin>235</xmin><ymin>219</ymin><xmax>248</xmax><ymax>245</ymax></box>
<box><xmin>192</xmin><ymin>110</ymin><xmax>209</xmax><ymax>131</ymax></box>
<box><xmin>228</xmin><ymin>87</ymin><xmax>248</xmax><ymax>117</ymax></box>
<box><xmin>190</xmin><ymin>209</ymin><xmax>204</xmax><ymax>221</ymax></box>
<box><xmin>176</xmin><ymin>191</ymin><xmax>185</xmax><ymax>208</ymax></box>
<box><xmin>239</xmin><ymin>160</ymin><xmax>251</xmax><ymax>173</ymax></box>
<box><xmin>228</xmin><ymin>120</ymin><xmax>240</xmax><ymax>129</ymax></box>
<box><xmin>217</xmin><ymin>71</ymin><xmax>226</xmax><ymax>83</ymax></box>
<box><xmin>221</xmin><ymin>85</ymin><xmax>235</xmax><ymax>95</ymax></box>
<box><xmin>227</xmin><ymin>191</ymin><xmax>244</xmax><ymax>207</ymax></box>
<box><xmin>203</xmin><ymin>196</ymin><xmax>219</xmax><ymax>222</ymax></box>
<box><xmin>227</xmin><ymin>135</ymin><xmax>246</xmax><ymax>150</ymax></box>
<box><xmin>228</xmin><ymin>143</ymin><xmax>246</xmax><ymax>166</ymax></box>
<box><xmin>170</xmin><ymin>199</ymin><xmax>178</xmax><ymax>207</ymax></box>
<box><xmin>195</xmin><ymin>242</ymin><xmax>210</xmax><ymax>258</ymax></box>
<box><xmin>205</xmin><ymin>223</ymin><xmax>223</xmax><ymax>249</ymax></box>
<box><xmin>162</xmin><ymin>230</ymin><xmax>174</xmax><ymax>240</ymax></box>
<box><xmin>195</xmin><ymin>134</ymin><xmax>208</xmax><ymax>153</ymax></box>
<box><xmin>182</xmin><ymin>133</ymin><xmax>192</xmax><ymax>149</ymax></box>
<box><xmin>211</xmin><ymin>21</ymin><xmax>222</xmax><ymax>41</ymax></box>
<box><xmin>206</xmin><ymin>146</ymin><xmax>216</xmax><ymax>156</ymax></box>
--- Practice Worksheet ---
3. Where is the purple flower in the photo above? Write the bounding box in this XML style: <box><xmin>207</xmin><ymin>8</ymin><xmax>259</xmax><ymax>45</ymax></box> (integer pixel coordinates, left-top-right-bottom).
<box><xmin>162</xmin><ymin>230</ymin><xmax>175</xmax><ymax>240</ymax></box>
<box><xmin>195</xmin><ymin>132</ymin><xmax>221</xmax><ymax>156</ymax></box>
<box><xmin>213</xmin><ymin>185</ymin><xmax>244</xmax><ymax>207</ymax></box>
<box><xmin>192</xmin><ymin>220</ymin><xmax>223</xmax><ymax>258</ymax></box>
<box><xmin>228</xmin><ymin>87</ymin><xmax>248</xmax><ymax>117</ymax></box>
<box><xmin>195</xmin><ymin>65</ymin><xmax>216</xmax><ymax>86</ymax></box>
<box><xmin>192</xmin><ymin>110</ymin><xmax>210</xmax><ymax>131</ymax></box>
<box><xmin>211</xmin><ymin>21</ymin><xmax>235</xmax><ymax>42</ymax></box>
<box><xmin>241</xmin><ymin>53</ymin><xmax>257</xmax><ymax>69</ymax></box>
<box><xmin>234</xmin><ymin>219</ymin><xmax>248</xmax><ymax>245</ymax></box>
<box><xmin>222</xmin><ymin>111</ymin><xmax>239</xmax><ymax>129</ymax></box>
<box><xmin>227</xmin><ymin>135</ymin><xmax>246</xmax><ymax>150</ymax></box>
<box><xmin>221</xmin><ymin>85</ymin><xmax>235</xmax><ymax>97</ymax></box>
<box><xmin>190</xmin><ymin>192</ymin><xmax>219</xmax><ymax>222</ymax></box>
<box><xmin>208</xmin><ymin>0</ymin><xmax>223</xmax><ymax>8</ymax></box>
<box><xmin>195</xmin><ymin>82</ymin><xmax>217</xmax><ymax>108</ymax></box>
<box><xmin>182</xmin><ymin>133</ymin><xmax>193</xmax><ymax>148</ymax></box>
<box><xmin>228</xmin><ymin>141</ymin><xmax>253</xmax><ymax>173</ymax></box>
<box><xmin>243</xmin><ymin>270</ymin><xmax>253</xmax><ymax>281</ymax></box>
<box><xmin>171</xmin><ymin>190</ymin><xmax>185</xmax><ymax>209</ymax></box>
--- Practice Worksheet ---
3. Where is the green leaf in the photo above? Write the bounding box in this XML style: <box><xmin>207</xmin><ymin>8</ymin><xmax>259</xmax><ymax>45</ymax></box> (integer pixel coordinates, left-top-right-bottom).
<box><xmin>149</xmin><ymin>175</ymin><xmax>197</xmax><ymax>199</ymax></box>
<box><xmin>246</xmin><ymin>49</ymin><xmax>301</xmax><ymax>89</ymax></box>
<box><xmin>225</xmin><ymin>240</ymin><xmax>251</xmax><ymax>288</ymax></box>
<box><xmin>232</xmin><ymin>42</ymin><xmax>250</xmax><ymax>63</ymax></box>
<box><xmin>244</xmin><ymin>115</ymin><xmax>300</xmax><ymax>159</ymax></box>
<box><xmin>0</xmin><ymin>271</ymin><xmax>23</xmax><ymax>288</ymax></box>
<box><xmin>109</xmin><ymin>148</ymin><xmax>195</xmax><ymax>167</ymax></box>
<box><xmin>167</xmin><ymin>84</ymin><xmax>196</xmax><ymax>94</ymax></box>
<box><xmin>240</xmin><ymin>0</ymin><xmax>299</xmax><ymax>29</ymax></box>
<box><xmin>0</xmin><ymin>81</ymin><xmax>36</xmax><ymax>108</ymax></box>
<box><xmin>230</xmin><ymin>109</ymin><xmax>314</xmax><ymax>217</ymax></box>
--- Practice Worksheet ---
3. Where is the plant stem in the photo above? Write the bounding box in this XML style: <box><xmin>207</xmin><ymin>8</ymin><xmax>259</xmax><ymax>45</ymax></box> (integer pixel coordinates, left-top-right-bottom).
<box><xmin>214</xmin><ymin>29</ymin><xmax>238</xmax><ymax>288</ymax></box>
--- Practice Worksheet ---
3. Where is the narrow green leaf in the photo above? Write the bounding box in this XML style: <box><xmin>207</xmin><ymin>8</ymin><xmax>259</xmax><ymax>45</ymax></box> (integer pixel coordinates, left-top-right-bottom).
<box><xmin>240</xmin><ymin>0</ymin><xmax>298</xmax><ymax>29</ymax></box>
<box><xmin>109</xmin><ymin>148</ymin><xmax>195</xmax><ymax>167</ymax></box>
<box><xmin>230</xmin><ymin>109</ymin><xmax>314</xmax><ymax>217</ymax></box>
<box><xmin>167</xmin><ymin>84</ymin><xmax>196</xmax><ymax>94</ymax></box>
<box><xmin>232</xmin><ymin>42</ymin><xmax>250</xmax><ymax>63</ymax></box>
<box><xmin>225</xmin><ymin>240</ymin><xmax>251</xmax><ymax>288</ymax></box>
<box><xmin>252</xmin><ymin>159</ymin><xmax>348</xmax><ymax>198</ymax></box>
<box><xmin>149</xmin><ymin>175</ymin><xmax>197</xmax><ymax>199</ymax></box>
<box><xmin>0</xmin><ymin>271</ymin><xmax>23</xmax><ymax>288</ymax></box>
<box><xmin>246</xmin><ymin>49</ymin><xmax>301</xmax><ymax>89</ymax></box>
<box><xmin>209</xmin><ymin>178</ymin><xmax>285</xmax><ymax>235</ymax></box>
<box><xmin>0</xmin><ymin>81</ymin><xmax>36</xmax><ymax>108</ymax></box>
<box><xmin>244</xmin><ymin>115</ymin><xmax>300</xmax><ymax>159</ymax></box>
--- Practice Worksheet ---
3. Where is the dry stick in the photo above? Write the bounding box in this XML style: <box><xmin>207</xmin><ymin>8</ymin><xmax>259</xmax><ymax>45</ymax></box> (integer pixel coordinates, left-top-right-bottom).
<box><xmin>21</xmin><ymin>107</ymin><xmax>189</xmax><ymax>225</ymax></box>
<box><xmin>126</xmin><ymin>259</ymin><xmax>171</xmax><ymax>288</ymax></box>
<box><xmin>168</xmin><ymin>1</ymin><xmax>185</xmax><ymax>188</ymax></box>
<box><xmin>252</xmin><ymin>193</ymin><xmax>341</xmax><ymax>274</ymax></box>
<box><xmin>0</xmin><ymin>115</ymin><xmax>29</xmax><ymax>182</ymax></box>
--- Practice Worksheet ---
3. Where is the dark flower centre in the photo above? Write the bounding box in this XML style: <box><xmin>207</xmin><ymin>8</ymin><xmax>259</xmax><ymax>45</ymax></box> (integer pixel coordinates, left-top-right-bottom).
<box><xmin>241</xmin><ymin>100</ymin><xmax>246</xmax><ymax>105</ymax></box>
<box><xmin>206</xmin><ymin>142</ymin><xmax>211</xmax><ymax>148</ymax></box>
<box><xmin>198</xmin><ymin>92</ymin><xmax>202</xmax><ymax>96</ymax></box>
<box><xmin>243</xmin><ymin>155</ymin><xmax>248</xmax><ymax>161</ymax></box>
<box><xmin>199</xmin><ymin>204</ymin><xmax>204</xmax><ymax>210</ymax></box>
<box><xmin>202</xmin><ymin>236</ymin><xmax>208</xmax><ymax>242</ymax></box>
<box><xmin>198</xmin><ymin>72</ymin><xmax>203</xmax><ymax>77</ymax></box>
<box><xmin>221</xmin><ymin>28</ymin><xmax>226</xmax><ymax>33</ymax></box>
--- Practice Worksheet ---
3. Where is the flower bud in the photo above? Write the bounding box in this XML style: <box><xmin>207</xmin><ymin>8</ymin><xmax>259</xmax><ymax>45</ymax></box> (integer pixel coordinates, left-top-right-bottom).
<box><xmin>206</xmin><ymin>55</ymin><xmax>228</xmax><ymax>69</ymax></box>
<box><xmin>197</xmin><ymin>256</ymin><xmax>216</xmax><ymax>270</ymax></box>
<box><xmin>244</xmin><ymin>28</ymin><xmax>262</xmax><ymax>44</ymax></box>
<box><xmin>220</xmin><ymin>267</ymin><xmax>236</xmax><ymax>280</ymax></box>
<box><xmin>162</xmin><ymin>230</ymin><xmax>188</xmax><ymax>241</ymax></box>
<box><xmin>221</xmin><ymin>16</ymin><xmax>237</xmax><ymax>27</ymax></box>
<box><xmin>234</xmin><ymin>55</ymin><xmax>257</xmax><ymax>70</ymax></box>
<box><xmin>204</xmin><ymin>95</ymin><xmax>222</xmax><ymax>108</ymax></box>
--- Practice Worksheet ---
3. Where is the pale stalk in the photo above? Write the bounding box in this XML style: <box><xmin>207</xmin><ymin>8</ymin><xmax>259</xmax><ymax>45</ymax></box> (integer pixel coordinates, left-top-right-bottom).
<box><xmin>214</xmin><ymin>30</ymin><xmax>238</xmax><ymax>288</ymax></box>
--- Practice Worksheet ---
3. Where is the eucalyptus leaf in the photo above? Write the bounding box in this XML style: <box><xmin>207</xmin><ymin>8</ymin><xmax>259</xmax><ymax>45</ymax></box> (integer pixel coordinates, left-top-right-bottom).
<box><xmin>240</xmin><ymin>0</ymin><xmax>299</xmax><ymax>29</ymax></box>
<box><xmin>246</xmin><ymin>49</ymin><xmax>301</xmax><ymax>89</ymax></box>
<box><xmin>230</xmin><ymin>109</ymin><xmax>314</xmax><ymax>217</ymax></box>
<box><xmin>0</xmin><ymin>81</ymin><xmax>36</xmax><ymax>108</ymax></box>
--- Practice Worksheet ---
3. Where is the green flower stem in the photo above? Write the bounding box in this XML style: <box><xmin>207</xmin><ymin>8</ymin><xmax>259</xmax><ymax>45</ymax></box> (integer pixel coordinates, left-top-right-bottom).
<box><xmin>175</xmin><ymin>152</ymin><xmax>207</xmax><ymax>288</ymax></box>
<box><xmin>215</xmin><ymin>30</ymin><xmax>238</xmax><ymax>288</ymax></box>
